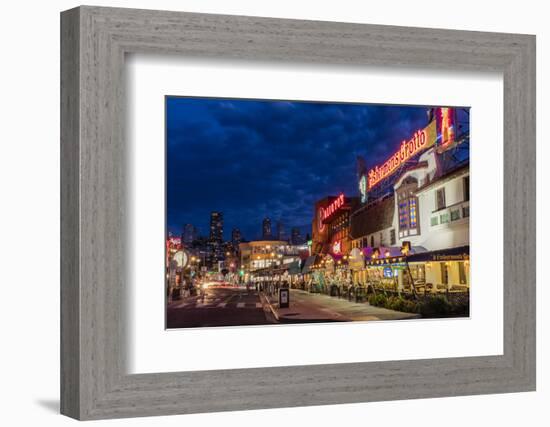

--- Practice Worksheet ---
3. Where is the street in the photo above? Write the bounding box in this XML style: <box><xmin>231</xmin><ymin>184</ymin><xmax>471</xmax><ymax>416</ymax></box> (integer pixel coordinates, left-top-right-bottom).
<box><xmin>166</xmin><ymin>286</ymin><xmax>273</xmax><ymax>328</ymax></box>
<box><xmin>167</xmin><ymin>284</ymin><xmax>420</xmax><ymax>328</ymax></box>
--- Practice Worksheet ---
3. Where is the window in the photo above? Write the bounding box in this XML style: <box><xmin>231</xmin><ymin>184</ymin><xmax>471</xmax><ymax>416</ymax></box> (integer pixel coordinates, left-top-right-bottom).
<box><xmin>451</xmin><ymin>209</ymin><xmax>460</xmax><ymax>221</ymax></box>
<box><xmin>409</xmin><ymin>198</ymin><xmax>417</xmax><ymax>227</ymax></box>
<box><xmin>430</xmin><ymin>216</ymin><xmax>439</xmax><ymax>226</ymax></box>
<box><xmin>462</xmin><ymin>205</ymin><xmax>470</xmax><ymax>218</ymax></box>
<box><xmin>410</xmin><ymin>264</ymin><xmax>425</xmax><ymax>281</ymax></box>
<box><xmin>441</xmin><ymin>263</ymin><xmax>449</xmax><ymax>285</ymax></box>
<box><xmin>399</xmin><ymin>201</ymin><xmax>408</xmax><ymax>229</ymax></box>
<box><xmin>379</xmin><ymin>232</ymin><xmax>384</xmax><ymax>246</ymax></box>
<box><xmin>396</xmin><ymin>177</ymin><xmax>420</xmax><ymax>235</ymax></box>
<box><xmin>440</xmin><ymin>213</ymin><xmax>450</xmax><ymax>224</ymax></box>
<box><xmin>370</xmin><ymin>235</ymin><xmax>374</xmax><ymax>247</ymax></box>
<box><xmin>436</xmin><ymin>187</ymin><xmax>446</xmax><ymax>210</ymax></box>
<box><xmin>458</xmin><ymin>261</ymin><xmax>467</xmax><ymax>284</ymax></box>
<box><xmin>463</xmin><ymin>176</ymin><xmax>470</xmax><ymax>202</ymax></box>
<box><xmin>390</xmin><ymin>229</ymin><xmax>396</xmax><ymax>245</ymax></box>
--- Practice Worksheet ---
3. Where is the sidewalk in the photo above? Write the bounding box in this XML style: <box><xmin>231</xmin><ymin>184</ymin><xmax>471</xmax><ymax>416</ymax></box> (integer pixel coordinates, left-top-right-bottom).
<box><xmin>261</xmin><ymin>289</ymin><xmax>419</xmax><ymax>323</ymax></box>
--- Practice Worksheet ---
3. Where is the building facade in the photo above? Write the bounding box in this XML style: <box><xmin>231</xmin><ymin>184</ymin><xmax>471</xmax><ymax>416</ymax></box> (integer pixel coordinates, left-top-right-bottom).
<box><xmin>348</xmin><ymin>107</ymin><xmax>470</xmax><ymax>293</ymax></box>
<box><xmin>207</xmin><ymin>211</ymin><xmax>224</xmax><ymax>267</ymax></box>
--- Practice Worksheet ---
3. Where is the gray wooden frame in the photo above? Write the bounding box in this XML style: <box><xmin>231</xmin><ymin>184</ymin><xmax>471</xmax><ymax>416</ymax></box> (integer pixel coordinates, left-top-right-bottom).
<box><xmin>61</xmin><ymin>5</ymin><xmax>536</xmax><ymax>420</ymax></box>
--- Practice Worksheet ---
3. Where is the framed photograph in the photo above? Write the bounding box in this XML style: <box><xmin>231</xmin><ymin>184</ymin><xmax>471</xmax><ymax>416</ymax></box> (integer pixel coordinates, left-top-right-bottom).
<box><xmin>61</xmin><ymin>6</ymin><xmax>536</xmax><ymax>420</ymax></box>
<box><xmin>164</xmin><ymin>98</ymin><xmax>470</xmax><ymax>330</ymax></box>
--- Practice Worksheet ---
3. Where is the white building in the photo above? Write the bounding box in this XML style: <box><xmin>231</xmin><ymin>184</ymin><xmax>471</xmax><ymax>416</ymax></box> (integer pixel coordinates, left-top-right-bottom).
<box><xmin>351</xmin><ymin>147</ymin><xmax>470</xmax><ymax>291</ymax></box>
<box><xmin>392</xmin><ymin>148</ymin><xmax>469</xmax><ymax>251</ymax></box>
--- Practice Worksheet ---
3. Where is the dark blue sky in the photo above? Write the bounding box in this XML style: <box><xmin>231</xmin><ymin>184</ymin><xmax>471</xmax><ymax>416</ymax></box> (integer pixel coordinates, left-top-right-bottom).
<box><xmin>166</xmin><ymin>97</ymin><xmax>431</xmax><ymax>241</ymax></box>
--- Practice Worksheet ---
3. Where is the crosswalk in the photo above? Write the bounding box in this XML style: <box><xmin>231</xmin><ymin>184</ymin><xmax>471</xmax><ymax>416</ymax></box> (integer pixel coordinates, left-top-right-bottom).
<box><xmin>170</xmin><ymin>298</ymin><xmax>263</xmax><ymax>310</ymax></box>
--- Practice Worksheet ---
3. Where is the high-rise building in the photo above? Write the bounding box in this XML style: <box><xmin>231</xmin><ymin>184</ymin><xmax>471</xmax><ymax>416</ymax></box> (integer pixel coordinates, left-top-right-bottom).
<box><xmin>182</xmin><ymin>223</ymin><xmax>198</xmax><ymax>245</ymax></box>
<box><xmin>276</xmin><ymin>220</ymin><xmax>286</xmax><ymax>241</ymax></box>
<box><xmin>291</xmin><ymin>227</ymin><xmax>302</xmax><ymax>245</ymax></box>
<box><xmin>208</xmin><ymin>212</ymin><xmax>224</xmax><ymax>267</ymax></box>
<box><xmin>262</xmin><ymin>217</ymin><xmax>272</xmax><ymax>240</ymax></box>
<box><xmin>231</xmin><ymin>228</ymin><xmax>242</xmax><ymax>246</ymax></box>
<box><xmin>209</xmin><ymin>212</ymin><xmax>223</xmax><ymax>242</ymax></box>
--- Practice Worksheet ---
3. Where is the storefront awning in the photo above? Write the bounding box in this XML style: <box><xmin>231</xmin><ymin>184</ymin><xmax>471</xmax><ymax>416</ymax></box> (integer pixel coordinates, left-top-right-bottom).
<box><xmin>301</xmin><ymin>255</ymin><xmax>319</xmax><ymax>274</ymax></box>
<box><xmin>287</xmin><ymin>260</ymin><xmax>302</xmax><ymax>275</ymax></box>
<box><xmin>406</xmin><ymin>245</ymin><xmax>469</xmax><ymax>263</ymax></box>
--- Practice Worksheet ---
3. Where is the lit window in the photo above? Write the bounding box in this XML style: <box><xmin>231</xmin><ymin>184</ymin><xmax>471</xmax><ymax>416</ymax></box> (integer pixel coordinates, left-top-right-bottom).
<box><xmin>409</xmin><ymin>198</ymin><xmax>417</xmax><ymax>227</ymax></box>
<box><xmin>396</xmin><ymin>177</ymin><xmax>419</xmax><ymax>235</ymax></box>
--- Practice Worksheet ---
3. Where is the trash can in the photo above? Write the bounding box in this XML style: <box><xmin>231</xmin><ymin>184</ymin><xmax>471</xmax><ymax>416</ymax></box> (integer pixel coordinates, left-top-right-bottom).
<box><xmin>279</xmin><ymin>288</ymin><xmax>290</xmax><ymax>308</ymax></box>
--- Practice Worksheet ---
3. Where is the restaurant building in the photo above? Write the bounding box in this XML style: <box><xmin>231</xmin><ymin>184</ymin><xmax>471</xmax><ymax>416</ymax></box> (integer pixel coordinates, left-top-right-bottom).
<box><xmin>350</xmin><ymin>107</ymin><xmax>470</xmax><ymax>293</ymax></box>
<box><xmin>309</xmin><ymin>194</ymin><xmax>359</xmax><ymax>289</ymax></box>
<box><xmin>239</xmin><ymin>240</ymin><xmax>309</xmax><ymax>283</ymax></box>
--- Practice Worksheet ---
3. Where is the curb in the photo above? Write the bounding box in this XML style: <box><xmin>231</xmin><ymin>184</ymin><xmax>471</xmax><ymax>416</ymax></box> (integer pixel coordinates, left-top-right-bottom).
<box><xmin>259</xmin><ymin>292</ymin><xmax>280</xmax><ymax>322</ymax></box>
<box><xmin>259</xmin><ymin>291</ymin><xmax>347</xmax><ymax>323</ymax></box>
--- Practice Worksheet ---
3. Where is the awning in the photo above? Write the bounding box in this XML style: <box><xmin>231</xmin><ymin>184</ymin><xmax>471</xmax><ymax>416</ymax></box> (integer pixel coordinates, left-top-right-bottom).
<box><xmin>406</xmin><ymin>245</ymin><xmax>469</xmax><ymax>263</ymax></box>
<box><xmin>301</xmin><ymin>255</ymin><xmax>319</xmax><ymax>274</ymax></box>
<box><xmin>287</xmin><ymin>260</ymin><xmax>302</xmax><ymax>275</ymax></box>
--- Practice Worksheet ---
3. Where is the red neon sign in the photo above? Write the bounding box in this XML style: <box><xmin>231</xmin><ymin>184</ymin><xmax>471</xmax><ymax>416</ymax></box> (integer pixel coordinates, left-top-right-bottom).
<box><xmin>367</xmin><ymin>120</ymin><xmax>436</xmax><ymax>190</ymax></box>
<box><xmin>318</xmin><ymin>193</ymin><xmax>345</xmax><ymax>232</ymax></box>
<box><xmin>437</xmin><ymin>107</ymin><xmax>456</xmax><ymax>150</ymax></box>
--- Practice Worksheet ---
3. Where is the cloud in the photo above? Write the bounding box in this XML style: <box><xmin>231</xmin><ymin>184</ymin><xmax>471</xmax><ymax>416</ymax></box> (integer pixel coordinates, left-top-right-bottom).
<box><xmin>166</xmin><ymin>97</ymin><xmax>429</xmax><ymax>240</ymax></box>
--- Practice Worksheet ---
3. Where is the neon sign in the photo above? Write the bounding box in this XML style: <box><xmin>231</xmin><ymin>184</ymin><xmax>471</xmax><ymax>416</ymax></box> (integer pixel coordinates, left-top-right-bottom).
<box><xmin>359</xmin><ymin>175</ymin><xmax>367</xmax><ymax>203</ymax></box>
<box><xmin>367</xmin><ymin>120</ymin><xmax>436</xmax><ymax>190</ymax></box>
<box><xmin>317</xmin><ymin>193</ymin><xmax>345</xmax><ymax>232</ymax></box>
<box><xmin>332</xmin><ymin>241</ymin><xmax>342</xmax><ymax>254</ymax></box>
<box><xmin>436</xmin><ymin>107</ymin><xmax>456</xmax><ymax>151</ymax></box>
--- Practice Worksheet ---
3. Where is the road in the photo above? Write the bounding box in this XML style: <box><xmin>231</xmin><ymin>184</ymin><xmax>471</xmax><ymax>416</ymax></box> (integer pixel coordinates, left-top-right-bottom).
<box><xmin>166</xmin><ymin>286</ymin><xmax>273</xmax><ymax>329</ymax></box>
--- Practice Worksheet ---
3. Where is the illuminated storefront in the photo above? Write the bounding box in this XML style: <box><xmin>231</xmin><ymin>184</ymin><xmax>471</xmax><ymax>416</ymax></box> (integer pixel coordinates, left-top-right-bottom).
<box><xmin>309</xmin><ymin>194</ymin><xmax>359</xmax><ymax>292</ymax></box>
<box><xmin>311</xmin><ymin>195</ymin><xmax>358</xmax><ymax>256</ymax></box>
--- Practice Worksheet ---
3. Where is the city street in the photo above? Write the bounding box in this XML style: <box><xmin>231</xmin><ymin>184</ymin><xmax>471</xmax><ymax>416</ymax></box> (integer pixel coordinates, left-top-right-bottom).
<box><xmin>167</xmin><ymin>284</ymin><xmax>419</xmax><ymax>328</ymax></box>
<box><xmin>166</xmin><ymin>286</ymin><xmax>273</xmax><ymax>328</ymax></box>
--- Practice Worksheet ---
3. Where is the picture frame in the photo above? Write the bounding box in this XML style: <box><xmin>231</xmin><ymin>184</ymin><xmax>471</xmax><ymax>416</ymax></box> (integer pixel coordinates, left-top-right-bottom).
<box><xmin>60</xmin><ymin>5</ymin><xmax>536</xmax><ymax>420</ymax></box>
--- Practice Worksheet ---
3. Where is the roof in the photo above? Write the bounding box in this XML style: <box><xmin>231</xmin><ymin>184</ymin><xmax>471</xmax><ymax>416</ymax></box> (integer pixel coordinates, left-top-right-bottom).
<box><xmin>350</xmin><ymin>194</ymin><xmax>395</xmax><ymax>239</ymax></box>
<box><xmin>415</xmin><ymin>162</ymin><xmax>469</xmax><ymax>194</ymax></box>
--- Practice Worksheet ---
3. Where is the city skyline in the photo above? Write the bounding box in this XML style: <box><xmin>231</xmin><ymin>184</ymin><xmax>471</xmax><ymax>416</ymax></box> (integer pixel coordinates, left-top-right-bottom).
<box><xmin>173</xmin><ymin>214</ymin><xmax>309</xmax><ymax>245</ymax></box>
<box><xmin>166</xmin><ymin>97</ymin><xmax>434</xmax><ymax>240</ymax></box>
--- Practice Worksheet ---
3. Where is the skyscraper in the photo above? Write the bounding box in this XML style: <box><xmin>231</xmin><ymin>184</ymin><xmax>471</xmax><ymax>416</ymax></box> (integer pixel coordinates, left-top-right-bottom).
<box><xmin>182</xmin><ymin>223</ymin><xmax>198</xmax><ymax>245</ymax></box>
<box><xmin>276</xmin><ymin>220</ymin><xmax>286</xmax><ymax>241</ymax></box>
<box><xmin>208</xmin><ymin>212</ymin><xmax>224</xmax><ymax>267</ymax></box>
<box><xmin>291</xmin><ymin>227</ymin><xmax>303</xmax><ymax>245</ymax></box>
<box><xmin>209</xmin><ymin>212</ymin><xmax>223</xmax><ymax>242</ymax></box>
<box><xmin>231</xmin><ymin>228</ymin><xmax>242</xmax><ymax>246</ymax></box>
<box><xmin>262</xmin><ymin>217</ymin><xmax>272</xmax><ymax>240</ymax></box>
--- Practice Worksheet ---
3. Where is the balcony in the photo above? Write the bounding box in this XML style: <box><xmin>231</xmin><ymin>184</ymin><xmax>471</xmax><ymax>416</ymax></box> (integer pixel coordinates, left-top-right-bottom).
<box><xmin>430</xmin><ymin>200</ymin><xmax>470</xmax><ymax>228</ymax></box>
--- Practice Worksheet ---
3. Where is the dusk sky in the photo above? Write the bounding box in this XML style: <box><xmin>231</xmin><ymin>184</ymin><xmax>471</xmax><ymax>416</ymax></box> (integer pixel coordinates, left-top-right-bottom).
<box><xmin>166</xmin><ymin>97</ymin><xmax>433</xmax><ymax>241</ymax></box>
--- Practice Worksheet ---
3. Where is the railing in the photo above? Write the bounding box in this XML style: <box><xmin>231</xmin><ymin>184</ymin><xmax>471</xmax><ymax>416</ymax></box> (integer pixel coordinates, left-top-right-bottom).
<box><xmin>430</xmin><ymin>200</ymin><xmax>469</xmax><ymax>227</ymax></box>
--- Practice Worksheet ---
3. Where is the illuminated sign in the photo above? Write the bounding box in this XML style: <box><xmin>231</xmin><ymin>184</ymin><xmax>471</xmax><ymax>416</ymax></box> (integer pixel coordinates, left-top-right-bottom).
<box><xmin>173</xmin><ymin>250</ymin><xmax>188</xmax><ymax>268</ymax></box>
<box><xmin>317</xmin><ymin>193</ymin><xmax>345</xmax><ymax>231</ymax></box>
<box><xmin>359</xmin><ymin>175</ymin><xmax>367</xmax><ymax>203</ymax></box>
<box><xmin>367</xmin><ymin>120</ymin><xmax>436</xmax><ymax>190</ymax></box>
<box><xmin>436</xmin><ymin>107</ymin><xmax>456</xmax><ymax>152</ymax></box>
<box><xmin>332</xmin><ymin>241</ymin><xmax>342</xmax><ymax>254</ymax></box>
<box><xmin>167</xmin><ymin>236</ymin><xmax>182</xmax><ymax>250</ymax></box>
